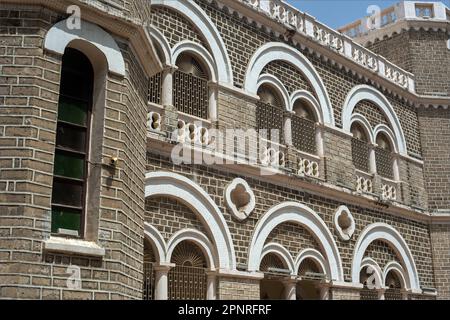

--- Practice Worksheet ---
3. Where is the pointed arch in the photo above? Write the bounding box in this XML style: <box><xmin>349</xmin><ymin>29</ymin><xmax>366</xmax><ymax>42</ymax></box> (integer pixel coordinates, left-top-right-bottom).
<box><xmin>351</xmin><ymin>223</ymin><xmax>420</xmax><ymax>292</ymax></box>
<box><xmin>152</xmin><ymin>0</ymin><xmax>233</xmax><ymax>84</ymax></box>
<box><xmin>44</xmin><ymin>18</ymin><xmax>125</xmax><ymax>76</ymax></box>
<box><xmin>145</xmin><ymin>172</ymin><xmax>236</xmax><ymax>270</ymax></box>
<box><xmin>247</xmin><ymin>202</ymin><xmax>344</xmax><ymax>281</ymax></box>
<box><xmin>342</xmin><ymin>85</ymin><xmax>407</xmax><ymax>155</ymax></box>
<box><xmin>244</xmin><ymin>42</ymin><xmax>334</xmax><ymax>125</ymax></box>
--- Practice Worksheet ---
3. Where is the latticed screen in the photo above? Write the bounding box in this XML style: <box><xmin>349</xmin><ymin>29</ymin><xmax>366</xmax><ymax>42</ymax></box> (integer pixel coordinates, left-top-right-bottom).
<box><xmin>143</xmin><ymin>262</ymin><xmax>155</xmax><ymax>300</ymax></box>
<box><xmin>148</xmin><ymin>72</ymin><xmax>162</xmax><ymax>105</ymax></box>
<box><xmin>360</xmin><ymin>288</ymin><xmax>379</xmax><ymax>300</ymax></box>
<box><xmin>292</xmin><ymin>115</ymin><xmax>316</xmax><ymax>154</ymax></box>
<box><xmin>168</xmin><ymin>266</ymin><xmax>207</xmax><ymax>300</ymax></box>
<box><xmin>173</xmin><ymin>70</ymin><xmax>208</xmax><ymax>119</ymax></box>
<box><xmin>385</xmin><ymin>288</ymin><xmax>403</xmax><ymax>300</ymax></box>
<box><xmin>352</xmin><ymin>138</ymin><xmax>370</xmax><ymax>172</ymax></box>
<box><xmin>256</xmin><ymin>102</ymin><xmax>284</xmax><ymax>143</ymax></box>
<box><xmin>375</xmin><ymin>147</ymin><xmax>394</xmax><ymax>178</ymax></box>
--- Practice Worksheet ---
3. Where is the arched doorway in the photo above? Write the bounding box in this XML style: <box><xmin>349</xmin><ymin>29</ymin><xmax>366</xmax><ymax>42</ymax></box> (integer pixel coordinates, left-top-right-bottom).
<box><xmin>296</xmin><ymin>258</ymin><xmax>324</xmax><ymax>300</ymax></box>
<box><xmin>168</xmin><ymin>240</ymin><xmax>208</xmax><ymax>300</ymax></box>
<box><xmin>259</xmin><ymin>253</ymin><xmax>290</xmax><ymax>300</ymax></box>
<box><xmin>143</xmin><ymin>240</ymin><xmax>156</xmax><ymax>300</ymax></box>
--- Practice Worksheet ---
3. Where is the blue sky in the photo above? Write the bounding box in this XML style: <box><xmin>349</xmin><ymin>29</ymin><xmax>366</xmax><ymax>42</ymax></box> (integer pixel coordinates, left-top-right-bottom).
<box><xmin>287</xmin><ymin>0</ymin><xmax>450</xmax><ymax>29</ymax></box>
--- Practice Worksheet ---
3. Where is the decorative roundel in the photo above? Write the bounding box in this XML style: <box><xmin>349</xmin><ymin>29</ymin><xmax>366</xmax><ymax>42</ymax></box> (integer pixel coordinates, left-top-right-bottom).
<box><xmin>224</xmin><ymin>178</ymin><xmax>256</xmax><ymax>222</ymax></box>
<box><xmin>333</xmin><ymin>205</ymin><xmax>356</xmax><ymax>241</ymax></box>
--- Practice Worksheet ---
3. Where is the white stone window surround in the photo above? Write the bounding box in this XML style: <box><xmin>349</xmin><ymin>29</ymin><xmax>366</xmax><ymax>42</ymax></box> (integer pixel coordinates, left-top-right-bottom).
<box><xmin>44</xmin><ymin>237</ymin><xmax>106</xmax><ymax>257</ymax></box>
<box><xmin>351</xmin><ymin>223</ymin><xmax>421</xmax><ymax>293</ymax></box>
<box><xmin>333</xmin><ymin>205</ymin><xmax>356</xmax><ymax>241</ymax></box>
<box><xmin>44</xmin><ymin>19</ymin><xmax>125</xmax><ymax>77</ymax></box>
<box><xmin>224</xmin><ymin>178</ymin><xmax>256</xmax><ymax>221</ymax></box>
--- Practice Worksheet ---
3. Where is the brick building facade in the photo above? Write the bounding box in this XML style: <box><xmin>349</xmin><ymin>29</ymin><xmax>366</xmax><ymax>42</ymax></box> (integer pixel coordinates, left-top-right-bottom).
<box><xmin>0</xmin><ymin>0</ymin><xmax>449</xmax><ymax>300</ymax></box>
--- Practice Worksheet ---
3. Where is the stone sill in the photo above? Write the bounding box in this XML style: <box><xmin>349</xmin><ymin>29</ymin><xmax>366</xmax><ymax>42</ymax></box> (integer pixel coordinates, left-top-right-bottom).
<box><xmin>44</xmin><ymin>237</ymin><xmax>106</xmax><ymax>257</ymax></box>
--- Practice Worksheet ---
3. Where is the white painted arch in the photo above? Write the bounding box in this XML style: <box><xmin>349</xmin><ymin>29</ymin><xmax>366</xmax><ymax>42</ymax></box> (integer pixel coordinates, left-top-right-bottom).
<box><xmin>360</xmin><ymin>257</ymin><xmax>383</xmax><ymax>288</ymax></box>
<box><xmin>351</xmin><ymin>223</ymin><xmax>420</xmax><ymax>292</ymax></box>
<box><xmin>167</xmin><ymin>228</ymin><xmax>218</xmax><ymax>270</ymax></box>
<box><xmin>383</xmin><ymin>261</ymin><xmax>408</xmax><ymax>289</ymax></box>
<box><xmin>291</xmin><ymin>90</ymin><xmax>323</xmax><ymax>123</ymax></box>
<box><xmin>261</xmin><ymin>242</ymin><xmax>296</xmax><ymax>274</ymax></box>
<box><xmin>247</xmin><ymin>202</ymin><xmax>344</xmax><ymax>282</ymax></box>
<box><xmin>374</xmin><ymin>124</ymin><xmax>399</xmax><ymax>153</ymax></box>
<box><xmin>172</xmin><ymin>40</ymin><xmax>218</xmax><ymax>82</ymax></box>
<box><xmin>152</xmin><ymin>0</ymin><xmax>233</xmax><ymax>85</ymax></box>
<box><xmin>244</xmin><ymin>42</ymin><xmax>334</xmax><ymax>125</ymax></box>
<box><xmin>257</xmin><ymin>74</ymin><xmax>290</xmax><ymax>111</ymax></box>
<box><xmin>44</xmin><ymin>19</ymin><xmax>125</xmax><ymax>77</ymax></box>
<box><xmin>144</xmin><ymin>222</ymin><xmax>167</xmax><ymax>264</ymax></box>
<box><xmin>342</xmin><ymin>85</ymin><xmax>407</xmax><ymax>155</ymax></box>
<box><xmin>148</xmin><ymin>25</ymin><xmax>172</xmax><ymax>65</ymax></box>
<box><xmin>145</xmin><ymin>171</ymin><xmax>236</xmax><ymax>270</ymax></box>
<box><xmin>294</xmin><ymin>248</ymin><xmax>329</xmax><ymax>279</ymax></box>
<box><xmin>350</xmin><ymin>113</ymin><xmax>375</xmax><ymax>144</ymax></box>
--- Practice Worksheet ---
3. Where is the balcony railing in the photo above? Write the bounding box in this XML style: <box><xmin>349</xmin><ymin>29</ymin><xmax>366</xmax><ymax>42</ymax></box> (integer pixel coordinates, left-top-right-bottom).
<box><xmin>238</xmin><ymin>0</ymin><xmax>416</xmax><ymax>91</ymax></box>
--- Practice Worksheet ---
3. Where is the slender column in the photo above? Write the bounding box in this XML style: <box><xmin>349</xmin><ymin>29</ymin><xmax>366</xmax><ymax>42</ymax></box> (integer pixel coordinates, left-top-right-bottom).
<box><xmin>315</xmin><ymin>124</ymin><xmax>324</xmax><ymax>157</ymax></box>
<box><xmin>154</xmin><ymin>263</ymin><xmax>174</xmax><ymax>300</ymax></box>
<box><xmin>283</xmin><ymin>278</ymin><xmax>297</xmax><ymax>300</ymax></box>
<box><xmin>283</xmin><ymin>111</ymin><xmax>294</xmax><ymax>147</ymax></box>
<box><xmin>161</xmin><ymin>66</ymin><xmax>176</xmax><ymax>107</ymax></box>
<box><xmin>206</xmin><ymin>271</ymin><xmax>217</xmax><ymax>300</ymax></box>
<box><xmin>392</xmin><ymin>154</ymin><xmax>400</xmax><ymax>181</ymax></box>
<box><xmin>208</xmin><ymin>83</ymin><xmax>218</xmax><ymax>122</ymax></box>
<box><xmin>377</xmin><ymin>288</ymin><xmax>386</xmax><ymax>300</ymax></box>
<box><xmin>319</xmin><ymin>283</ymin><xmax>330</xmax><ymax>300</ymax></box>
<box><xmin>369</xmin><ymin>145</ymin><xmax>377</xmax><ymax>175</ymax></box>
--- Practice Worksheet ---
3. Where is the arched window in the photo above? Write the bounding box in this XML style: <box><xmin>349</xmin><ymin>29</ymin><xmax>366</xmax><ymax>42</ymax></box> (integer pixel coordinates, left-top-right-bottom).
<box><xmin>168</xmin><ymin>240</ymin><xmax>207</xmax><ymax>300</ymax></box>
<box><xmin>259</xmin><ymin>253</ymin><xmax>289</xmax><ymax>300</ymax></box>
<box><xmin>351</xmin><ymin>123</ymin><xmax>370</xmax><ymax>173</ymax></box>
<box><xmin>292</xmin><ymin>100</ymin><xmax>317</xmax><ymax>154</ymax></box>
<box><xmin>51</xmin><ymin>48</ymin><xmax>94</xmax><ymax>238</ymax></box>
<box><xmin>384</xmin><ymin>270</ymin><xmax>404</xmax><ymax>300</ymax></box>
<box><xmin>296</xmin><ymin>258</ymin><xmax>323</xmax><ymax>300</ymax></box>
<box><xmin>375</xmin><ymin>133</ymin><xmax>394</xmax><ymax>179</ymax></box>
<box><xmin>143</xmin><ymin>240</ymin><xmax>156</xmax><ymax>300</ymax></box>
<box><xmin>257</xmin><ymin>84</ymin><xmax>284</xmax><ymax>143</ymax></box>
<box><xmin>173</xmin><ymin>53</ymin><xmax>209</xmax><ymax>119</ymax></box>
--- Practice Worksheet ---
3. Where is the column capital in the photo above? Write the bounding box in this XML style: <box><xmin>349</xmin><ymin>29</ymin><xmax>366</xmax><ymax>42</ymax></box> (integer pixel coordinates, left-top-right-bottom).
<box><xmin>153</xmin><ymin>262</ymin><xmax>175</xmax><ymax>272</ymax></box>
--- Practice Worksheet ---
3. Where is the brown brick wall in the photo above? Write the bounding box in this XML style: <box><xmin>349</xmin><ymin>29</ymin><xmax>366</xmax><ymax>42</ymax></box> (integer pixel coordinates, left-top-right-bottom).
<box><xmin>217</xmin><ymin>277</ymin><xmax>260</xmax><ymax>300</ymax></box>
<box><xmin>430</xmin><ymin>224</ymin><xmax>450</xmax><ymax>300</ymax></box>
<box><xmin>367</xmin><ymin>29</ymin><xmax>450</xmax><ymax>96</ymax></box>
<box><xmin>146</xmin><ymin>151</ymin><xmax>435</xmax><ymax>288</ymax></box>
<box><xmin>0</xmin><ymin>4</ymin><xmax>148</xmax><ymax>300</ymax></box>
<box><xmin>354</xmin><ymin>100</ymin><xmax>389</xmax><ymax>128</ymax></box>
<box><xmin>418</xmin><ymin>108</ymin><xmax>450</xmax><ymax>211</ymax></box>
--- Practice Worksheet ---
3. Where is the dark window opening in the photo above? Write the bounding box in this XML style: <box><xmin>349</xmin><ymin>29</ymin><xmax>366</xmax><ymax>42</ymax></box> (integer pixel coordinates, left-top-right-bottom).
<box><xmin>51</xmin><ymin>48</ymin><xmax>94</xmax><ymax>238</ymax></box>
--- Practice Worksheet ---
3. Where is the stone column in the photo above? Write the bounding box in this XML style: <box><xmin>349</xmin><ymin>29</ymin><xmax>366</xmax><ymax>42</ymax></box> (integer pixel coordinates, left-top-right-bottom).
<box><xmin>319</xmin><ymin>283</ymin><xmax>330</xmax><ymax>300</ymax></box>
<box><xmin>161</xmin><ymin>66</ymin><xmax>176</xmax><ymax>107</ymax></box>
<box><xmin>315</xmin><ymin>124</ymin><xmax>324</xmax><ymax>157</ymax></box>
<box><xmin>154</xmin><ymin>263</ymin><xmax>174</xmax><ymax>300</ymax></box>
<box><xmin>377</xmin><ymin>288</ymin><xmax>386</xmax><ymax>300</ymax></box>
<box><xmin>283</xmin><ymin>111</ymin><xmax>294</xmax><ymax>147</ymax></box>
<box><xmin>208</xmin><ymin>82</ymin><xmax>218</xmax><ymax>122</ymax></box>
<box><xmin>283</xmin><ymin>278</ymin><xmax>297</xmax><ymax>300</ymax></box>
<box><xmin>206</xmin><ymin>271</ymin><xmax>217</xmax><ymax>300</ymax></box>
<box><xmin>369</xmin><ymin>144</ymin><xmax>377</xmax><ymax>175</ymax></box>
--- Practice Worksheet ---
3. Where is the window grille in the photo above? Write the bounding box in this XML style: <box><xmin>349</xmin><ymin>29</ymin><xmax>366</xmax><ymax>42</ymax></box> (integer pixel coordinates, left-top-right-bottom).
<box><xmin>384</xmin><ymin>271</ymin><xmax>403</xmax><ymax>300</ymax></box>
<box><xmin>352</xmin><ymin>138</ymin><xmax>370</xmax><ymax>172</ymax></box>
<box><xmin>143</xmin><ymin>262</ymin><xmax>155</xmax><ymax>300</ymax></box>
<box><xmin>292</xmin><ymin>115</ymin><xmax>316</xmax><ymax>154</ymax></box>
<box><xmin>148</xmin><ymin>72</ymin><xmax>162</xmax><ymax>105</ymax></box>
<box><xmin>173</xmin><ymin>70</ymin><xmax>208</xmax><ymax>119</ymax></box>
<box><xmin>375</xmin><ymin>147</ymin><xmax>394</xmax><ymax>179</ymax></box>
<box><xmin>256</xmin><ymin>101</ymin><xmax>284</xmax><ymax>143</ymax></box>
<box><xmin>168</xmin><ymin>266</ymin><xmax>207</xmax><ymax>300</ymax></box>
<box><xmin>360</xmin><ymin>288</ymin><xmax>379</xmax><ymax>300</ymax></box>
